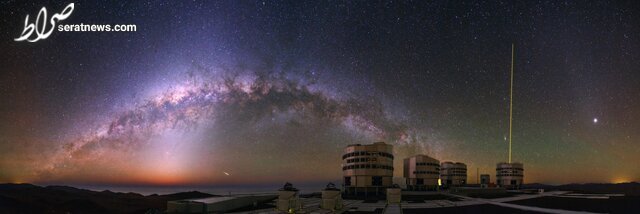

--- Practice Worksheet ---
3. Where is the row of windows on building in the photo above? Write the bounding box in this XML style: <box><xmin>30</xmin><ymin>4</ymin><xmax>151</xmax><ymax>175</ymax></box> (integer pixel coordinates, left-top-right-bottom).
<box><xmin>345</xmin><ymin>157</ymin><xmax>384</xmax><ymax>163</ymax></box>
<box><xmin>412</xmin><ymin>170</ymin><xmax>439</xmax><ymax>175</ymax></box>
<box><xmin>441</xmin><ymin>173</ymin><xmax>467</xmax><ymax>177</ymax></box>
<box><xmin>442</xmin><ymin>170</ymin><xmax>467</xmax><ymax>174</ymax></box>
<box><xmin>344</xmin><ymin>176</ymin><xmax>383</xmax><ymax>186</ymax></box>
<box><xmin>443</xmin><ymin>167</ymin><xmax>466</xmax><ymax>171</ymax></box>
<box><xmin>342</xmin><ymin>151</ymin><xmax>394</xmax><ymax>160</ymax></box>
<box><xmin>342</xmin><ymin>164</ymin><xmax>394</xmax><ymax>171</ymax></box>
<box><xmin>496</xmin><ymin>174</ymin><xmax>524</xmax><ymax>177</ymax></box>
<box><xmin>497</xmin><ymin>179</ymin><xmax>521</xmax><ymax>185</ymax></box>
<box><xmin>497</xmin><ymin>171</ymin><xmax>523</xmax><ymax>174</ymax></box>
<box><xmin>496</xmin><ymin>167</ymin><xmax>524</xmax><ymax>171</ymax></box>
<box><xmin>416</xmin><ymin>162</ymin><xmax>440</xmax><ymax>167</ymax></box>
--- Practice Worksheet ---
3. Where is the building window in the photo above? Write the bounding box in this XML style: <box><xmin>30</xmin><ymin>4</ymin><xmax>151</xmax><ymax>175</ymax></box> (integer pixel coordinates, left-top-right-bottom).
<box><xmin>345</xmin><ymin>177</ymin><xmax>351</xmax><ymax>186</ymax></box>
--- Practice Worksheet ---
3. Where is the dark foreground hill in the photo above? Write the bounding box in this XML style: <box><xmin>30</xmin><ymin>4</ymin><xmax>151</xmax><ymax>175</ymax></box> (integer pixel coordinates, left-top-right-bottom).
<box><xmin>0</xmin><ymin>183</ymin><xmax>215</xmax><ymax>214</ymax></box>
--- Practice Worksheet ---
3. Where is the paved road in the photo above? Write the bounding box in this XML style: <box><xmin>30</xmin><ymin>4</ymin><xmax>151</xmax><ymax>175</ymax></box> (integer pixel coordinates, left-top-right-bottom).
<box><xmin>232</xmin><ymin>191</ymin><xmax>605</xmax><ymax>214</ymax></box>
<box><xmin>444</xmin><ymin>192</ymin><xmax>603</xmax><ymax>214</ymax></box>
<box><xmin>384</xmin><ymin>204</ymin><xmax>402</xmax><ymax>214</ymax></box>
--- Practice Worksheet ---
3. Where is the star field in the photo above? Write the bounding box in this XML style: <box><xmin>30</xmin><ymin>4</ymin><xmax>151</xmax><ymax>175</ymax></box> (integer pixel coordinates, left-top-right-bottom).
<box><xmin>0</xmin><ymin>0</ymin><xmax>639</xmax><ymax>186</ymax></box>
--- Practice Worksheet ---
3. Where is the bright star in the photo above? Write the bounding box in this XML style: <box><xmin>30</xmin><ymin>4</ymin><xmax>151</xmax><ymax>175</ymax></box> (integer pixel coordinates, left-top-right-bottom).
<box><xmin>593</xmin><ymin>118</ymin><xmax>598</xmax><ymax>123</ymax></box>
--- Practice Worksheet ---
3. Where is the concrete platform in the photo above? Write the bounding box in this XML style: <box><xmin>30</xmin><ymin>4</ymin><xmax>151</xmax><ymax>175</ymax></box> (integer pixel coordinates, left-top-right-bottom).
<box><xmin>167</xmin><ymin>195</ymin><xmax>277</xmax><ymax>213</ymax></box>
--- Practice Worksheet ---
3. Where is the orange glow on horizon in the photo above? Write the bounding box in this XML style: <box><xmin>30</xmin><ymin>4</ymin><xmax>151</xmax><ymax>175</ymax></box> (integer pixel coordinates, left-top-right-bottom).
<box><xmin>612</xmin><ymin>177</ymin><xmax>631</xmax><ymax>184</ymax></box>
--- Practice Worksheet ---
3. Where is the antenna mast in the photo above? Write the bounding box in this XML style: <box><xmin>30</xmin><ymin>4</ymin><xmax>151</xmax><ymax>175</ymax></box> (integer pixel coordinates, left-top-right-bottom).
<box><xmin>509</xmin><ymin>43</ymin><xmax>514</xmax><ymax>163</ymax></box>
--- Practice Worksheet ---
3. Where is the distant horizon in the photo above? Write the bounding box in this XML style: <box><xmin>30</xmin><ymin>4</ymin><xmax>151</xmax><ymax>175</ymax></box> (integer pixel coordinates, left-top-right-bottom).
<box><xmin>0</xmin><ymin>180</ymin><xmax>637</xmax><ymax>197</ymax></box>
<box><xmin>20</xmin><ymin>179</ymin><xmax>640</xmax><ymax>189</ymax></box>
<box><xmin>12</xmin><ymin>169</ymin><xmax>636</xmax><ymax>187</ymax></box>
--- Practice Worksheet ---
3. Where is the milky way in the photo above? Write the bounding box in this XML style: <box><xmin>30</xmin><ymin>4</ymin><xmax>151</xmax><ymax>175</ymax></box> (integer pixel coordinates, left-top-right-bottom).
<box><xmin>27</xmin><ymin>64</ymin><xmax>434</xmax><ymax>184</ymax></box>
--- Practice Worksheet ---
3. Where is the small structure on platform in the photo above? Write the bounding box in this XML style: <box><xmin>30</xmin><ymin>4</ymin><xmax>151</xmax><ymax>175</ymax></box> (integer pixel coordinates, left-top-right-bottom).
<box><xmin>320</xmin><ymin>183</ymin><xmax>343</xmax><ymax>211</ymax></box>
<box><xmin>480</xmin><ymin>174</ymin><xmax>490</xmax><ymax>188</ymax></box>
<box><xmin>386</xmin><ymin>185</ymin><xmax>402</xmax><ymax>204</ymax></box>
<box><xmin>276</xmin><ymin>182</ymin><xmax>303</xmax><ymax>212</ymax></box>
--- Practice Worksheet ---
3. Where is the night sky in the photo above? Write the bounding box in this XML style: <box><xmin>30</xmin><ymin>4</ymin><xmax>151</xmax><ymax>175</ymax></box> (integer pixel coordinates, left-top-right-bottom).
<box><xmin>1</xmin><ymin>0</ymin><xmax>639</xmax><ymax>186</ymax></box>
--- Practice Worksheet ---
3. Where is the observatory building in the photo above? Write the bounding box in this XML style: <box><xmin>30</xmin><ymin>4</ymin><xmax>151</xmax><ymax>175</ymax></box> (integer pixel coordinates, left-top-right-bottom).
<box><xmin>496</xmin><ymin>162</ymin><xmax>524</xmax><ymax>189</ymax></box>
<box><xmin>342</xmin><ymin>142</ymin><xmax>394</xmax><ymax>195</ymax></box>
<box><xmin>439</xmin><ymin>161</ymin><xmax>467</xmax><ymax>187</ymax></box>
<box><xmin>403</xmin><ymin>155</ymin><xmax>440</xmax><ymax>191</ymax></box>
<box><xmin>496</xmin><ymin>44</ymin><xmax>525</xmax><ymax>189</ymax></box>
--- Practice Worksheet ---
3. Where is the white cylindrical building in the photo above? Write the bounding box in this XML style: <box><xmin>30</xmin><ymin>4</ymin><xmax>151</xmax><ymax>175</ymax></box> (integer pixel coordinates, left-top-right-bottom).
<box><xmin>342</xmin><ymin>142</ymin><xmax>394</xmax><ymax>195</ymax></box>
<box><xmin>403</xmin><ymin>155</ymin><xmax>440</xmax><ymax>191</ymax></box>
<box><xmin>440</xmin><ymin>162</ymin><xmax>467</xmax><ymax>187</ymax></box>
<box><xmin>496</xmin><ymin>162</ymin><xmax>524</xmax><ymax>189</ymax></box>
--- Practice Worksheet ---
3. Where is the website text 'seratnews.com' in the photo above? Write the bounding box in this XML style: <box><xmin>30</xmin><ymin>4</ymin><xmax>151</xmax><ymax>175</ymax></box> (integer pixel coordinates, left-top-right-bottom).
<box><xmin>58</xmin><ymin>23</ymin><xmax>137</xmax><ymax>32</ymax></box>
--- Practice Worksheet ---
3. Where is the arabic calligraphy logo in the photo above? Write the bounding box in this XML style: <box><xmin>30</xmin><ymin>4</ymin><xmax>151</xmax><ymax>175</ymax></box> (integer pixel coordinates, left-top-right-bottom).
<box><xmin>14</xmin><ymin>3</ymin><xmax>74</xmax><ymax>42</ymax></box>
